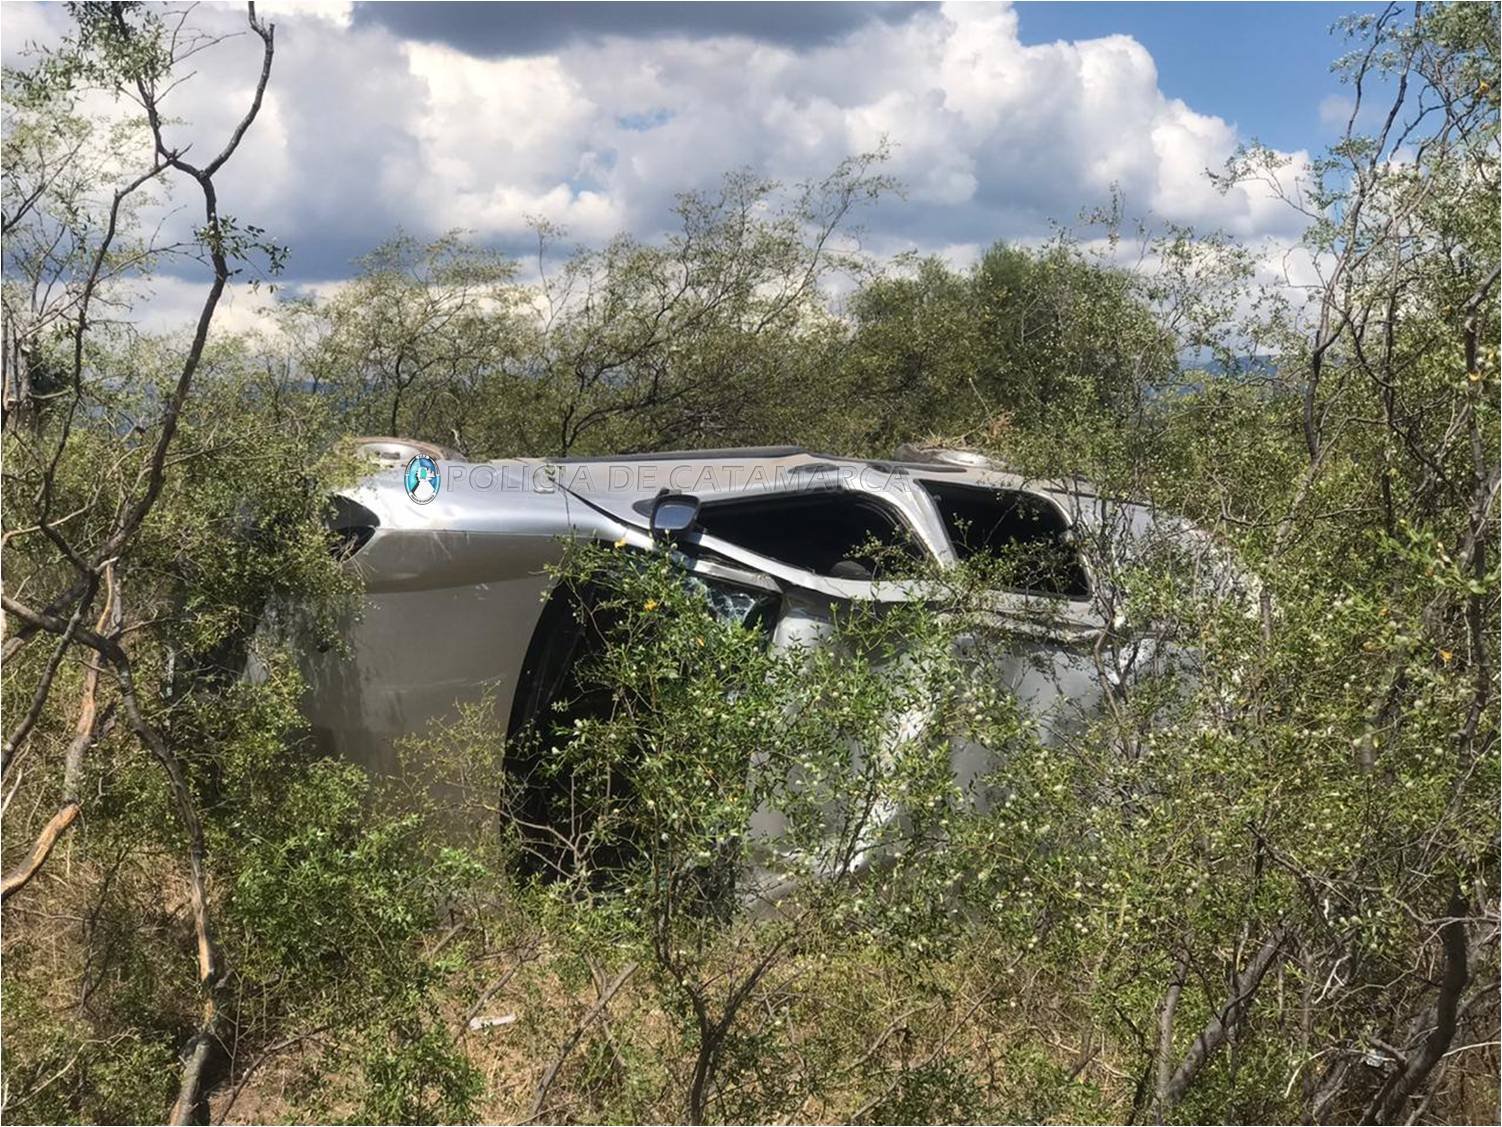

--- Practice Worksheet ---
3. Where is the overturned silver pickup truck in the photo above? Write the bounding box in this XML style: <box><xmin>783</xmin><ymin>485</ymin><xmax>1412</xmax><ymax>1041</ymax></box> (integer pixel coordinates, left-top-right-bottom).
<box><xmin>301</xmin><ymin>440</ymin><xmax>1245</xmax><ymax>794</ymax></box>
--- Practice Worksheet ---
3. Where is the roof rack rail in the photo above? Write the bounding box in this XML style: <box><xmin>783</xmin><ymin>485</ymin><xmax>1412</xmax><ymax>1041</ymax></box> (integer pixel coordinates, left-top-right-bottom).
<box><xmin>893</xmin><ymin>443</ymin><xmax>1016</xmax><ymax>472</ymax></box>
<box><xmin>552</xmin><ymin>446</ymin><xmax>808</xmax><ymax>464</ymax></box>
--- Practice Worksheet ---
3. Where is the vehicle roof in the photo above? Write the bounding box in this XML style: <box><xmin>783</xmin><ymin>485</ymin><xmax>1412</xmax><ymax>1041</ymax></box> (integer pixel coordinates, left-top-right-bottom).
<box><xmin>542</xmin><ymin>446</ymin><xmax>1064</xmax><ymax>503</ymax></box>
<box><xmin>340</xmin><ymin>439</ymin><xmax>1123</xmax><ymax>542</ymax></box>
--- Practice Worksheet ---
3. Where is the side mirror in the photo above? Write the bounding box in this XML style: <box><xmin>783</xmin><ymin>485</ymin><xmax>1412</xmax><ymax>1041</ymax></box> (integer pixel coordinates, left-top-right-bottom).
<box><xmin>650</xmin><ymin>492</ymin><xmax>700</xmax><ymax>542</ymax></box>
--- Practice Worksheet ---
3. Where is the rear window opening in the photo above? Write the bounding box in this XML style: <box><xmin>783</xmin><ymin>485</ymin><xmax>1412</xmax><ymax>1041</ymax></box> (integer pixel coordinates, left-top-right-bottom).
<box><xmin>693</xmin><ymin>491</ymin><xmax>926</xmax><ymax>579</ymax></box>
<box><xmin>921</xmin><ymin>481</ymin><xmax>1090</xmax><ymax>599</ymax></box>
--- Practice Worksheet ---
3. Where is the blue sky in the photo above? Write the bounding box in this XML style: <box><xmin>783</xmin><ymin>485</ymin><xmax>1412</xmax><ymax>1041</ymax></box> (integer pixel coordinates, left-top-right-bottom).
<box><xmin>1014</xmin><ymin>2</ymin><xmax>1384</xmax><ymax>152</ymax></box>
<box><xmin>2</xmin><ymin>1</ymin><xmax>1386</xmax><ymax>328</ymax></box>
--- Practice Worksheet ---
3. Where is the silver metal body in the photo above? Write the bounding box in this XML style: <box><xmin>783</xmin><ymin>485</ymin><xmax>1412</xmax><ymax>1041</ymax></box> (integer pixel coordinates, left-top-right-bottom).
<box><xmin>285</xmin><ymin>442</ymin><xmax>1249</xmax><ymax>903</ymax></box>
<box><xmin>297</xmin><ymin>445</ymin><xmax>1236</xmax><ymax>830</ymax></box>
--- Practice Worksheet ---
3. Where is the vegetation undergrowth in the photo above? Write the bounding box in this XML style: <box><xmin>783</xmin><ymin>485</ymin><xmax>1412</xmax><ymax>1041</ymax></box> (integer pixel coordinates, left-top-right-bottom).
<box><xmin>2</xmin><ymin>3</ymin><xmax>1497</xmax><ymax>1123</ymax></box>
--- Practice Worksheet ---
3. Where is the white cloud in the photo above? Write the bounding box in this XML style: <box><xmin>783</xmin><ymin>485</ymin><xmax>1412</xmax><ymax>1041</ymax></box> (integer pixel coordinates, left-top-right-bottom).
<box><xmin>6</xmin><ymin>0</ymin><xmax>1317</xmax><ymax>307</ymax></box>
<box><xmin>401</xmin><ymin>42</ymin><xmax>624</xmax><ymax>239</ymax></box>
<box><xmin>1319</xmin><ymin>93</ymin><xmax>1355</xmax><ymax>129</ymax></box>
<box><xmin>114</xmin><ymin>275</ymin><xmax>290</xmax><ymax>339</ymax></box>
<box><xmin>0</xmin><ymin>1</ymin><xmax>69</xmax><ymax>66</ymax></box>
<box><xmin>256</xmin><ymin>0</ymin><xmax>353</xmax><ymax>29</ymax></box>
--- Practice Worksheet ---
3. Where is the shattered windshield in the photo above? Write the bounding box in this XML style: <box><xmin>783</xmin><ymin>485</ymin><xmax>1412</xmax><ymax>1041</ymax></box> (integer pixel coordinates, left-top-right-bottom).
<box><xmin>690</xmin><ymin>576</ymin><xmax>779</xmax><ymax>632</ymax></box>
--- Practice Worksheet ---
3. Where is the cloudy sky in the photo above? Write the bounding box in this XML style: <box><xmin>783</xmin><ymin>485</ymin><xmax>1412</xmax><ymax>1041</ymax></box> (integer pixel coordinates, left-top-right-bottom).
<box><xmin>3</xmin><ymin>0</ymin><xmax>1381</xmax><ymax>328</ymax></box>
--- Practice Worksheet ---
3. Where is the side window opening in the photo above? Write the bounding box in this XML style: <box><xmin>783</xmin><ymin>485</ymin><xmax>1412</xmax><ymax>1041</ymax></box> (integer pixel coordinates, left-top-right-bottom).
<box><xmin>325</xmin><ymin>495</ymin><xmax>379</xmax><ymax>560</ymax></box>
<box><xmin>921</xmin><ymin>481</ymin><xmax>1090</xmax><ymax>599</ymax></box>
<box><xmin>691</xmin><ymin>491</ymin><xmax>925</xmax><ymax>578</ymax></box>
